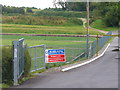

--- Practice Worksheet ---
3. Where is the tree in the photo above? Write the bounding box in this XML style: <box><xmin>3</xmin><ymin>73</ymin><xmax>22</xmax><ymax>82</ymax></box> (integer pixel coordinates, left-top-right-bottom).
<box><xmin>57</xmin><ymin>2</ymin><xmax>98</xmax><ymax>11</ymax></box>
<box><xmin>18</xmin><ymin>8</ymin><xmax>25</xmax><ymax>14</ymax></box>
<box><xmin>26</xmin><ymin>8</ymin><xmax>33</xmax><ymax>13</ymax></box>
<box><xmin>2</xmin><ymin>5</ymin><xmax>25</xmax><ymax>14</ymax></box>
<box><xmin>58</xmin><ymin>1</ymin><xmax>67</xmax><ymax>10</ymax></box>
<box><xmin>96</xmin><ymin>2</ymin><xmax>119</xmax><ymax>27</ymax></box>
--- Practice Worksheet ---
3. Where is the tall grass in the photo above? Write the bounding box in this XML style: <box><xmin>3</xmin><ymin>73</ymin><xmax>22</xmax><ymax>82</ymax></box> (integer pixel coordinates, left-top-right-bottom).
<box><xmin>90</xmin><ymin>19</ymin><xmax>118</xmax><ymax>31</ymax></box>
<box><xmin>2</xmin><ymin>24</ymin><xmax>103</xmax><ymax>35</ymax></box>
<box><xmin>2</xmin><ymin>16</ymin><xmax>83</xmax><ymax>26</ymax></box>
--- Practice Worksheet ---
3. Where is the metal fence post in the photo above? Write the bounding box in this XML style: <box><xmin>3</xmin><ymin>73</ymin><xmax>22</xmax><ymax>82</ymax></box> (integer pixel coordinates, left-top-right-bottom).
<box><xmin>13</xmin><ymin>41</ymin><xmax>19</xmax><ymax>85</ymax></box>
<box><xmin>34</xmin><ymin>47</ymin><xmax>37</xmax><ymax>70</ymax></box>
<box><xmin>44</xmin><ymin>45</ymin><xmax>46</xmax><ymax>70</ymax></box>
<box><xmin>89</xmin><ymin>43</ymin><xmax>92</xmax><ymax>58</ymax></box>
<box><xmin>13</xmin><ymin>38</ymin><xmax>24</xmax><ymax>86</ymax></box>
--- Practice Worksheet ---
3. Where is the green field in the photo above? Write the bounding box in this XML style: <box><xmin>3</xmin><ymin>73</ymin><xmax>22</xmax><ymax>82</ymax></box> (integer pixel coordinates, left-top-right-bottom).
<box><xmin>2</xmin><ymin>24</ymin><xmax>104</xmax><ymax>35</ymax></box>
<box><xmin>2</xmin><ymin>35</ymin><xmax>95</xmax><ymax>47</ymax></box>
<box><xmin>2</xmin><ymin>38</ymin><xmax>87</xmax><ymax>70</ymax></box>
<box><xmin>2</xmin><ymin>35</ymin><xmax>95</xmax><ymax>64</ymax></box>
<box><xmin>2</xmin><ymin>35</ymin><xmax>96</xmax><ymax>43</ymax></box>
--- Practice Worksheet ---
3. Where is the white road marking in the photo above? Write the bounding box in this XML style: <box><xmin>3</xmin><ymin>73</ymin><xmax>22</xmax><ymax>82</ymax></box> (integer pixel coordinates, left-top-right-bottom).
<box><xmin>61</xmin><ymin>43</ymin><xmax>111</xmax><ymax>72</ymax></box>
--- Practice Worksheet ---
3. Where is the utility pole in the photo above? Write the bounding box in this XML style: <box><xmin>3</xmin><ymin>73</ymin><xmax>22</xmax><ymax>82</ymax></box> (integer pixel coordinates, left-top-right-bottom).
<box><xmin>86</xmin><ymin>0</ymin><xmax>89</xmax><ymax>59</ymax></box>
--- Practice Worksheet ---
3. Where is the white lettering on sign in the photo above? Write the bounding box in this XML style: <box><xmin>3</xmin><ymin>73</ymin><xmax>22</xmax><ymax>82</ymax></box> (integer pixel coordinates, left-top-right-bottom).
<box><xmin>45</xmin><ymin>49</ymin><xmax>66</xmax><ymax>63</ymax></box>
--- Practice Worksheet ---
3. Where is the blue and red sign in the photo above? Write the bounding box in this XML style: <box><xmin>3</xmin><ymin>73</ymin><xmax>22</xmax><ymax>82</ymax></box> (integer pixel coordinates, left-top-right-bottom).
<box><xmin>45</xmin><ymin>49</ymin><xmax>66</xmax><ymax>63</ymax></box>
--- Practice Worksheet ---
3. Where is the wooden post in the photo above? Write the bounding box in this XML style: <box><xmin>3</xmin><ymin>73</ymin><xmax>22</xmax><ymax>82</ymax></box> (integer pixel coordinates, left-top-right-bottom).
<box><xmin>96</xmin><ymin>34</ymin><xmax>99</xmax><ymax>56</ymax></box>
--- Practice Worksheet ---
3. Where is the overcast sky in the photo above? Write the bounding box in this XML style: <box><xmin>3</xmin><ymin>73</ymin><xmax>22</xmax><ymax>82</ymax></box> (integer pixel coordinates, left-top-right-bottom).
<box><xmin>0</xmin><ymin>0</ymin><xmax>119</xmax><ymax>9</ymax></box>
<box><xmin>0</xmin><ymin>0</ymin><xmax>54</xmax><ymax>9</ymax></box>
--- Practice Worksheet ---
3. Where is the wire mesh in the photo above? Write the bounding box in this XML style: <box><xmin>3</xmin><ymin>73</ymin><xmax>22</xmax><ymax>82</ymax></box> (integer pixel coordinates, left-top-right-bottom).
<box><xmin>26</xmin><ymin>32</ymin><xmax>112</xmax><ymax>70</ymax></box>
<box><xmin>89</xmin><ymin>31</ymin><xmax>112</xmax><ymax>58</ymax></box>
<box><xmin>27</xmin><ymin>36</ymin><xmax>93</xmax><ymax>69</ymax></box>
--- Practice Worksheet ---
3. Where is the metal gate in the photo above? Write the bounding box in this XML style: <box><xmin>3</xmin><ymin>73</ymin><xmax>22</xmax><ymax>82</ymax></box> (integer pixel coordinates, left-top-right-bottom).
<box><xmin>13</xmin><ymin>38</ymin><xmax>24</xmax><ymax>85</ymax></box>
<box><xmin>28</xmin><ymin>45</ymin><xmax>46</xmax><ymax>72</ymax></box>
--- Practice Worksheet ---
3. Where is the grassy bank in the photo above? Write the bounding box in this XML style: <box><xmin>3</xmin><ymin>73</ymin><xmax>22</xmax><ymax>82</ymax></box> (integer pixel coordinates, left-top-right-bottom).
<box><xmin>2</xmin><ymin>24</ymin><xmax>103</xmax><ymax>35</ymax></box>
<box><xmin>90</xmin><ymin>19</ymin><xmax>118</xmax><ymax>31</ymax></box>
<box><xmin>2</xmin><ymin>15</ymin><xmax>83</xmax><ymax>26</ymax></box>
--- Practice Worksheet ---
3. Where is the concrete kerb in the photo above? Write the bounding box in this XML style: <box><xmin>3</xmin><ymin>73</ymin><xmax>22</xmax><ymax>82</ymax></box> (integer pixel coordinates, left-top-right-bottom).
<box><xmin>61</xmin><ymin>43</ymin><xmax>111</xmax><ymax>72</ymax></box>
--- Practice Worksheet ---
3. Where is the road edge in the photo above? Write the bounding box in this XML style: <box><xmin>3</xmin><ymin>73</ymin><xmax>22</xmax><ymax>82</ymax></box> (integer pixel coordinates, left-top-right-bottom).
<box><xmin>61</xmin><ymin>43</ymin><xmax>111</xmax><ymax>72</ymax></box>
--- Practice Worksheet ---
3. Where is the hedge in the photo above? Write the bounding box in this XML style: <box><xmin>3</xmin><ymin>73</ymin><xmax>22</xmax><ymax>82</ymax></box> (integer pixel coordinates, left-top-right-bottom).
<box><xmin>1</xmin><ymin>46</ymin><xmax>13</xmax><ymax>85</ymax></box>
<box><xmin>23</xmin><ymin>46</ymin><xmax>31</xmax><ymax>76</ymax></box>
<box><xmin>1</xmin><ymin>45</ymin><xmax>31</xmax><ymax>85</ymax></box>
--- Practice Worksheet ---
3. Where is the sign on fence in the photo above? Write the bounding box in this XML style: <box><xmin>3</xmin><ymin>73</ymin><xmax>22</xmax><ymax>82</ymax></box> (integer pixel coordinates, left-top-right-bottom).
<box><xmin>45</xmin><ymin>49</ymin><xmax>66</xmax><ymax>63</ymax></box>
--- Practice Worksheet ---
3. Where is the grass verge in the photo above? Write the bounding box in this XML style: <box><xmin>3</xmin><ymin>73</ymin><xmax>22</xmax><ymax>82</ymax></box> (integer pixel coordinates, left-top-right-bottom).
<box><xmin>91</xmin><ymin>19</ymin><xmax>118</xmax><ymax>31</ymax></box>
<box><xmin>0</xmin><ymin>84</ymin><xmax>10</xmax><ymax>88</ymax></box>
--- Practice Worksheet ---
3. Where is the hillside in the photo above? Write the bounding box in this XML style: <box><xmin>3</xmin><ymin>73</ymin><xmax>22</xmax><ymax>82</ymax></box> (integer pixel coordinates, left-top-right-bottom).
<box><xmin>90</xmin><ymin>19</ymin><xmax>118</xmax><ymax>31</ymax></box>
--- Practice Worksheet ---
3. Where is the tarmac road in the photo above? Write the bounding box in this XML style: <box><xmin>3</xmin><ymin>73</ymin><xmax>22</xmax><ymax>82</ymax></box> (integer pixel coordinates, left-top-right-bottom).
<box><xmin>15</xmin><ymin>37</ymin><xmax>118</xmax><ymax>88</ymax></box>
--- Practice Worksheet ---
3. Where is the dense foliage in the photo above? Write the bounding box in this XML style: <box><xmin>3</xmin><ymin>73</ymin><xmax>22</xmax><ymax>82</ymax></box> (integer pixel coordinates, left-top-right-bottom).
<box><xmin>35</xmin><ymin>10</ymin><xmax>85</xmax><ymax>18</ymax></box>
<box><xmin>1</xmin><ymin>46</ymin><xmax>31</xmax><ymax>85</ymax></box>
<box><xmin>97</xmin><ymin>2</ymin><xmax>120</xmax><ymax>27</ymax></box>
<box><xmin>2</xmin><ymin>46</ymin><xmax>13</xmax><ymax>85</ymax></box>
<box><xmin>2</xmin><ymin>5</ymin><xmax>35</xmax><ymax>14</ymax></box>
<box><xmin>57</xmin><ymin>2</ymin><xmax>119</xmax><ymax>27</ymax></box>
<box><xmin>2</xmin><ymin>5</ymin><xmax>25</xmax><ymax>14</ymax></box>
<box><xmin>23</xmin><ymin>46</ymin><xmax>31</xmax><ymax>76</ymax></box>
<box><xmin>2</xmin><ymin>15</ymin><xmax>83</xmax><ymax>26</ymax></box>
<box><xmin>57</xmin><ymin>2</ymin><xmax>98</xmax><ymax>11</ymax></box>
